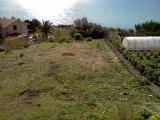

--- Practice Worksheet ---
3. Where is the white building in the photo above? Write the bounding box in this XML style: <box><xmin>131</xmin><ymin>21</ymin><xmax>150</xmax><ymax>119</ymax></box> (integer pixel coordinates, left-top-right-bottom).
<box><xmin>0</xmin><ymin>18</ymin><xmax>28</xmax><ymax>39</ymax></box>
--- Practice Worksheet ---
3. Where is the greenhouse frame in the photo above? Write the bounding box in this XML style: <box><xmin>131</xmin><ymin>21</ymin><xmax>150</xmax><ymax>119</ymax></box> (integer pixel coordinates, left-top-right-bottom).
<box><xmin>123</xmin><ymin>37</ymin><xmax>160</xmax><ymax>50</ymax></box>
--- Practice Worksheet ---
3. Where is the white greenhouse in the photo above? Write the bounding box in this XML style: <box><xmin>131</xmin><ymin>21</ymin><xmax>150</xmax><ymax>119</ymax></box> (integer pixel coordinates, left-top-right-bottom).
<box><xmin>123</xmin><ymin>37</ymin><xmax>160</xmax><ymax>50</ymax></box>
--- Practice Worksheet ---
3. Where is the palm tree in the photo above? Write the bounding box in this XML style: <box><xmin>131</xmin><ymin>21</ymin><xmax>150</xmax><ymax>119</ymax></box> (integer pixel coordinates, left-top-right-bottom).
<box><xmin>39</xmin><ymin>20</ymin><xmax>53</xmax><ymax>39</ymax></box>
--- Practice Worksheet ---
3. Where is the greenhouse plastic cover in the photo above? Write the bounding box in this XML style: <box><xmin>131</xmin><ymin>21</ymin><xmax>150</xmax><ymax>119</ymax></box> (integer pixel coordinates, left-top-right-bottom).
<box><xmin>123</xmin><ymin>37</ymin><xmax>160</xmax><ymax>50</ymax></box>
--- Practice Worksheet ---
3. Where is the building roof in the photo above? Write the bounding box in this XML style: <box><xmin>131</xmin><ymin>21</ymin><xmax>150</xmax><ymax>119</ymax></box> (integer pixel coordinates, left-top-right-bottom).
<box><xmin>0</xmin><ymin>18</ymin><xmax>17</xmax><ymax>28</ymax></box>
<box><xmin>0</xmin><ymin>18</ymin><xmax>28</xmax><ymax>28</ymax></box>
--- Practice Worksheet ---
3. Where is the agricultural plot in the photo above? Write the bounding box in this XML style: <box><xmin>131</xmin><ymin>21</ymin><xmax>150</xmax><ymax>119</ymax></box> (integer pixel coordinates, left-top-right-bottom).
<box><xmin>108</xmin><ymin>38</ymin><xmax>160</xmax><ymax>86</ymax></box>
<box><xmin>123</xmin><ymin>50</ymin><xmax>160</xmax><ymax>85</ymax></box>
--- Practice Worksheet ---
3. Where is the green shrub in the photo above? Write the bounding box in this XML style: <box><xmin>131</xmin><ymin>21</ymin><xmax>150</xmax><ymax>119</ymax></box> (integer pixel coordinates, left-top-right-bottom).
<box><xmin>58</xmin><ymin>38</ymin><xmax>65</xmax><ymax>43</ymax></box>
<box><xmin>85</xmin><ymin>37</ymin><xmax>92</xmax><ymax>41</ymax></box>
<box><xmin>58</xmin><ymin>37</ymin><xmax>75</xmax><ymax>43</ymax></box>
<box><xmin>139</xmin><ymin>78</ymin><xmax>150</xmax><ymax>86</ymax></box>
<box><xmin>139</xmin><ymin>54</ymin><xmax>144</xmax><ymax>60</ymax></box>
<box><xmin>153</xmin><ymin>53</ymin><xmax>159</xmax><ymax>59</ymax></box>
<box><xmin>144</xmin><ymin>67</ymin><xmax>154</xmax><ymax>77</ymax></box>
<box><xmin>65</xmin><ymin>37</ymin><xmax>75</xmax><ymax>43</ymax></box>
<box><xmin>156</xmin><ymin>64</ymin><xmax>160</xmax><ymax>70</ymax></box>
<box><xmin>48</xmin><ymin>37</ymin><xmax>54</xmax><ymax>42</ymax></box>
<box><xmin>152</xmin><ymin>71</ymin><xmax>160</xmax><ymax>85</ymax></box>
<box><xmin>50</xmin><ymin>38</ymin><xmax>59</xmax><ymax>43</ymax></box>
<box><xmin>74</xmin><ymin>33</ymin><xmax>83</xmax><ymax>41</ymax></box>
<box><xmin>0</xmin><ymin>45</ymin><xmax>5</xmax><ymax>52</ymax></box>
<box><xmin>146</xmin><ymin>52</ymin><xmax>151</xmax><ymax>60</ymax></box>
<box><xmin>86</xmin><ymin>95</ymin><xmax>96</xmax><ymax>107</ymax></box>
<box><xmin>139</xmin><ymin>109</ymin><xmax>152</xmax><ymax>120</ymax></box>
<box><xmin>149</xmin><ymin>115</ymin><xmax>160</xmax><ymax>120</ymax></box>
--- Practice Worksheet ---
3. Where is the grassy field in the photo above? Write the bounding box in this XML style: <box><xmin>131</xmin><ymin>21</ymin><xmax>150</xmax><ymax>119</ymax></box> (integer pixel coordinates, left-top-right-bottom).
<box><xmin>0</xmin><ymin>40</ymin><xmax>160</xmax><ymax>120</ymax></box>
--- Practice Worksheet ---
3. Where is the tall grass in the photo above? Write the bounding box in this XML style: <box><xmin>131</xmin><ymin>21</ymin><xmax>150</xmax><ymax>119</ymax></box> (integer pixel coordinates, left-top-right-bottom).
<box><xmin>114</xmin><ymin>104</ymin><xmax>137</xmax><ymax>120</ymax></box>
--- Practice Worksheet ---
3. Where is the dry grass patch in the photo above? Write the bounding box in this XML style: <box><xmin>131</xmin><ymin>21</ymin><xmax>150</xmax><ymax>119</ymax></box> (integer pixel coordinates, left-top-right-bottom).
<box><xmin>3</xmin><ymin>37</ymin><xmax>27</xmax><ymax>50</ymax></box>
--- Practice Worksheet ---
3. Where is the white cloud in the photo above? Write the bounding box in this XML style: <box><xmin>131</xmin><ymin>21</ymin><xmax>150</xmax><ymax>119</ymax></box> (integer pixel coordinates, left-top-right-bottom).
<box><xmin>17</xmin><ymin>0</ymin><xmax>78</xmax><ymax>19</ymax></box>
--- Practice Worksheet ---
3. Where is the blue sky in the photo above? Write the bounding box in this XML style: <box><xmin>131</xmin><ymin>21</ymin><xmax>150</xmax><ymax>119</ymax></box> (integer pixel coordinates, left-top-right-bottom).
<box><xmin>70</xmin><ymin>0</ymin><xmax>160</xmax><ymax>28</ymax></box>
<box><xmin>0</xmin><ymin>0</ymin><xmax>160</xmax><ymax>28</ymax></box>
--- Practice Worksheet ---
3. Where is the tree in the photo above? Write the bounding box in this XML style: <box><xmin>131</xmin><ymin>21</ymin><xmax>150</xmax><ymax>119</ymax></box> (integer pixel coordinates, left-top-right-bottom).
<box><xmin>25</xmin><ymin>19</ymin><xmax>41</xmax><ymax>32</ymax></box>
<box><xmin>135</xmin><ymin>20</ymin><xmax>160</xmax><ymax>36</ymax></box>
<box><xmin>117</xmin><ymin>28</ymin><xmax>135</xmax><ymax>38</ymax></box>
<box><xmin>39</xmin><ymin>20</ymin><xmax>53</xmax><ymax>39</ymax></box>
<box><xmin>70</xmin><ymin>17</ymin><xmax>107</xmax><ymax>39</ymax></box>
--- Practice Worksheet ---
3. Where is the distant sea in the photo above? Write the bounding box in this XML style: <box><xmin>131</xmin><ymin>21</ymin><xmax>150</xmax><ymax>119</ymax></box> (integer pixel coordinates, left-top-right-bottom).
<box><xmin>0</xmin><ymin>0</ymin><xmax>160</xmax><ymax>28</ymax></box>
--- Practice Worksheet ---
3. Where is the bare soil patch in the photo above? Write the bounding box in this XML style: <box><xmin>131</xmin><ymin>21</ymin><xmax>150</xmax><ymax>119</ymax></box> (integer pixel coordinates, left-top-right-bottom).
<box><xmin>18</xmin><ymin>89</ymin><xmax>40</xmax><ymax>107</ymax></box>
<box><xmin>55</xmin><ymin>42</ymin><xmax>106</xmax><ymax>69</ymax></box>
<box><xmin>19</xmin><ymin>89</ymin><xmax>40</xmax><ymax>97</ymax></box>
<box><xmin>62</xmin><ymin>52</ymin><xmax>76</xmax><ymax>56</ymax></box>
<box><xmin>27</xmin><ymin>42</ymin><xmax>107</xmax><ymax>70</ymax></box>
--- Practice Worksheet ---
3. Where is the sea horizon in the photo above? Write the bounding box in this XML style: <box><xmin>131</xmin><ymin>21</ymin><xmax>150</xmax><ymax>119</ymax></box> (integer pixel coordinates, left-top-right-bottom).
<box><xmin>0</xmin><ymin>0</ymin><xmax>160</xmax><ymax>29</ymax></box>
